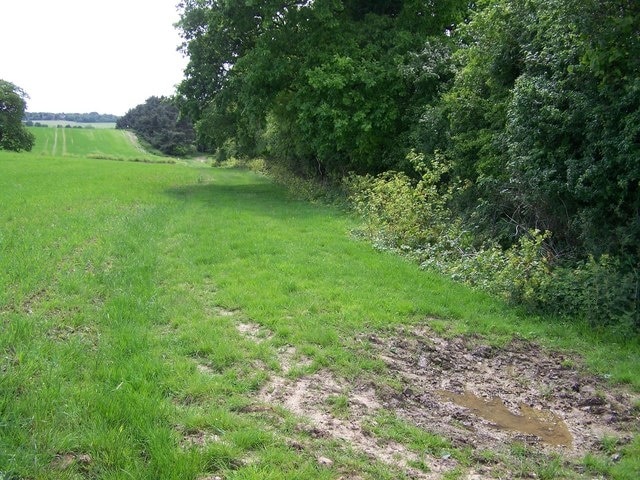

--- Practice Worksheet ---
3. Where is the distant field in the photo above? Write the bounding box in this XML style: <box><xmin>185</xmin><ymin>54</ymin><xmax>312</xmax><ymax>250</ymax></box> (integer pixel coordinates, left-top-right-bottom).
<box><xmin>28</xmin><ymin>126</ymin><xmax>169</xmax><ymax>161</ymax></box>
<box><xmin>28</xmin><ymin>120</ymin><xmax>116</xmax><ymax>129</ymax></box>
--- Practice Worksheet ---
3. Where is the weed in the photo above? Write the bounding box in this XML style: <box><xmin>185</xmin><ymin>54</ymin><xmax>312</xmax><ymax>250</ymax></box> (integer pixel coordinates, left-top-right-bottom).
<box><xmin>560</xmin><ymin>358</ymin><xmax>575</xmax><ymax>369</ymax></box>
<box><xmin>582</xmin><ymin>453</ymin><xmax>611</xmax><ymax>476</ymax></box>
<box><xmin>442</xmin><ymin>466</ymin><xmax>465</xmax><ymax>480</ymax></box>
<box><xmin>407</xmin><ymin>458</ymin><xmax>431</xmax><ymax>472</ymax></box>
<box><xmin>539</xmin><ymin>383</ymin><xmax>554</xmax><ymax>401</ymax></box>
<box><xmin>600</xmin><ymin>435</ymin><xmax>619</xmax><ymax>455</ymax></box>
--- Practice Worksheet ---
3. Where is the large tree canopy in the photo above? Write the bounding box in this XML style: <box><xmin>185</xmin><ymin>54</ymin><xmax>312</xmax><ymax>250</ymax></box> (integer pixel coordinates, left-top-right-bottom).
<box><xmin>176</xmin><ymin>0</ymin><xmax>467</xmax><ymax>175</ymax></box>
<box><xmin>0</xmin><ymin>80</ymin><xmax>35</xmax><ymax>152</ymax></box>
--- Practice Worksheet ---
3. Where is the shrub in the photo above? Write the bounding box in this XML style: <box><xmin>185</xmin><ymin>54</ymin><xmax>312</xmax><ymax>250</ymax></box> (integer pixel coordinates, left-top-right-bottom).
<box><xmin>347</xmin><ymin>151</ymin><xmax>464</xmax><ymax>250</ymax></box>
<box><xmin>543</xmin><ymin>255</ymin><xmax>639</xmax><ymax>330</ymax></box>
<box><xmin>347</xmin><ymin>155</ymin><xmax>639</xmax><ymax>329</ymax></box>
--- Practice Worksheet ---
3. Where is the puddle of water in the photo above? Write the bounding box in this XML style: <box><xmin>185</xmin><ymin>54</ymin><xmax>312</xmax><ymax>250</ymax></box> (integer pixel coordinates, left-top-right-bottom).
<box><xmin>438</xmin><ymin>390</ymin><xmax>572</xmax><ymax>446</ymax></box>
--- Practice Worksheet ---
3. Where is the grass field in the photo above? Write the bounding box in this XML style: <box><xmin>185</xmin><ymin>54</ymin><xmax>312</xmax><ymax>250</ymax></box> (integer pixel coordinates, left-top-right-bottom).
<box><xmin>28</xmin><ymin>127</ymin><xmax>170</xmax><ymax>161</ymax></box>
<box><xmin>0</xmin><ymin>142</ymin><xmax>638</xmax><ymax>478</ymax></box>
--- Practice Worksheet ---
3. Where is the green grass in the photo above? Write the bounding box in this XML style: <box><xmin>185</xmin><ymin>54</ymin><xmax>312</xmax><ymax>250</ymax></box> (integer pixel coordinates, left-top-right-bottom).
<box><xmin>364</xmin><ymin>411</ymin><xmax>452</xmax><ymax>454</ymax></box>
<box><xmin>28</xmin><ymin>126</ymin><xmax>170</xmax><ymax>161</ymax></box>
<box><xmin>0</xmin><ymin>147</ymin><xmax>638</xmax><ymax>479</ymax></box>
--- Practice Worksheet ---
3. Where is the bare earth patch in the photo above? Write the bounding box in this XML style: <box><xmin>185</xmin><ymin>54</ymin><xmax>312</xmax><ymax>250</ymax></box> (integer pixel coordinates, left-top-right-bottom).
<box><xmin>180</xmin><ymin>428</ymin><xmax>221</xmax><ymax>449</ymax></box>
<box><xmin>242</xmin><ymin>322</ymin><xmax>638</xmax><ymax>477</ymax></box>
<box><xmin>236</xmin><ymin>321</ymin><xmax>272</xmax><ymax>342</ymax></box>
<box><xmin>51</xmin><ymin>452</ymin><xmax>92</xmax><ymax>470</ymax></box>
<box><xmin>370</xmin><ymin>326</ymin><xmax>638</xmax><ymax>457</ymax></box>
<box><xmin>259</xmin><ymin>369</ymin><xmax>449</xmax><ymax>478</ymax></box>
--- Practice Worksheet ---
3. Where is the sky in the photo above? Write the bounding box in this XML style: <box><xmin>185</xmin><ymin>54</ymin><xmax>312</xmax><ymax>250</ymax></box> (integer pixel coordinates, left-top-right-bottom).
<box><xmin>0</xmin><ymin>0</ymin><xmax>189</xmax><ymax>116</ymax></box>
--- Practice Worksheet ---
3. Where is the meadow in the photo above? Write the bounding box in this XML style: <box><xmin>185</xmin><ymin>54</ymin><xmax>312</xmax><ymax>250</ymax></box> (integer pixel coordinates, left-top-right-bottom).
<box><xmin>28</xmin><ymin>127</ymin><xmax>170</xmax><ymax>161</ymax></box>
<box><xmin>0</xmin><ymin>137</ymin><xmax>638</xmax><ymax>478</ymax></box>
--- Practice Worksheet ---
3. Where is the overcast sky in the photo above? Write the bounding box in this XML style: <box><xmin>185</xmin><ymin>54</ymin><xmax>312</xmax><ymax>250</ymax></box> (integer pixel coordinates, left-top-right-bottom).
<box><xmin>0</xmin><ymin>0</ymin><xmax>188</xmax><ymax>116</ymax></box>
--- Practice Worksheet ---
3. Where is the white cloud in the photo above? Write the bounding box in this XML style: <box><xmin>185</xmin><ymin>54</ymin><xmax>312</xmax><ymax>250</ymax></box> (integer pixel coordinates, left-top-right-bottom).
<box><xmin>0</xmin><ymin>0</ymin><xmax>188</xmax><ymax>115</ymax></box>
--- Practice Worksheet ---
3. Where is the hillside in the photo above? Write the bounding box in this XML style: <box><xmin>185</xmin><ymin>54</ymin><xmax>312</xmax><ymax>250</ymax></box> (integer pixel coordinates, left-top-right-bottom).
<box><xmin>0</xmin><ymin>142</ymin><xmax>638</xmax><ymax>478</ymax></box>
<box><xmin>28</xmin><ymin>126</ymin><xmax>171</xmax><ymax>162</ymax></box>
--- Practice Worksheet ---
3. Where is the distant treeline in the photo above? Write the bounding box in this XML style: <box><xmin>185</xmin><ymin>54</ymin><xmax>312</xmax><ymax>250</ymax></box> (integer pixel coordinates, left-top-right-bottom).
<box><xmin>25</xmin><ymin>122</ymin><xmax>97</xmax><ymax>129</ymax></box>
<box><xmin>25</xmin><ymin>112</ymin><xmax>119</xmax><ymax>123</ymax></box>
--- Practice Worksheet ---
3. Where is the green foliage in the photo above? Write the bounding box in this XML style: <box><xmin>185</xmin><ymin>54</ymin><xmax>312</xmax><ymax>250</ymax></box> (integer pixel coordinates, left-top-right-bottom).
<box><xmin>440</xmin><ymin>0</ymin><xmax>640</xmax><ymax>258</ymax></box>
<box><xmin>544</xmin><ymin>255</ymin><xmax>640</xmax><ymax>330</ymax></box>
<box><xmin>176</xmin><ymin>0</ymin><xmax>640</xmax><ymax>328</ymax></box>
<box><xmin>365</xmin><ymin>410</ymin><xmax>452</xmax><ymax>454</ymax></box>
<box><xmin>441</xmin><ymin>230</ymin><xmax>553</xmax><ymax>308</ymax></box>
<box><xmin>349</xmin><ymin>168</ymin><xmax>639</xmax><ymax>328</ymax></box>
<box><xmin>117</xmin><ymin>96</ymin><xmax>195</xmax><ymax>156</ymax></box>
<box><xmin>177</xmin><ymin>0</ymin><xmax>467</xmax><ymax>174</ymax></box>
<box><xmin>348</xmin><ymin>151</ymin><xmax>461</xmax><ymax>250</ymax></box>
<box><xmin>0</xmin><ymin>79</ymin><xmax>35</xmax><ymax>152</ymax></box>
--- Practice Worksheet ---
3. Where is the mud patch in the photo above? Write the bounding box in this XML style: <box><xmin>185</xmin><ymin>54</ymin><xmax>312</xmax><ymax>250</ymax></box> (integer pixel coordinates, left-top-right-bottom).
<box><xmin>259</xmin><ymin>370</ymin><xmax>446</xmax><ymax>478</ymax></box>
<box><xmin>249</xmin><ymin>325</ymin><xmax>638</xmax><ymax>477</ymax></box>
<box><xmin>236</xmin><ymin>321</ymin><xmax>272</xmax><ymax>342</ymax></box>
<box><xmin>369</xmin><ymin>326</ymin><xmax>638</xmax><ymax>456</ymax></box>
<box><xmin>437</xmin><ymin>390</ymin><xmax>572</xmax><ymax>446</ymax></box>
<box><xmin>254</xmin><ymin>336</ymin><xmax>447</xmax><ymax>477</ymax></box>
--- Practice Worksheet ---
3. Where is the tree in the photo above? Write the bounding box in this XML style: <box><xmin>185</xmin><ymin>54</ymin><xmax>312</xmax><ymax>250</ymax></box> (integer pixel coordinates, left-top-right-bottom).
<box><xmin>0</xmin><ymin>80</ymin><xmax>35</xmax><ymax>152</ymax></box>
<box><xmin>427</xmin><ymin>0</ymin><xmax>640</xmax><ymax>259</ymax></box>
<box><xmin>117</xmin><ymin>96</ymin><xmax>196</xmax><ymax>156</ymax></box>
<box><xmin>176</xmin><ymin>0</ymin><xmax>468</xmax><ymax>175</ymax></box>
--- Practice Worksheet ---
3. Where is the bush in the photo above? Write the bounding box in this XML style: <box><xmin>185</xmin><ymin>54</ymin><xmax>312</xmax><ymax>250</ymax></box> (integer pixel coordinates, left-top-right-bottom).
<box><xmin>437</xmin><ymin>230</ymin><xmax>552</xmax><ymax>308</ymax></box>
<box><xmin>543</xmin><ymin>255</ymin><xmax>639</xmax><ymax>330</ymax></box>
<box><xmin>347</xmin><ymin>158</ymin><xmax>639</xmax><ymax>330</ymax></box>
<box><xmin>347</xmin><ymin>151</ymin><xmax>464</xmax><ymax>250</ymax></box>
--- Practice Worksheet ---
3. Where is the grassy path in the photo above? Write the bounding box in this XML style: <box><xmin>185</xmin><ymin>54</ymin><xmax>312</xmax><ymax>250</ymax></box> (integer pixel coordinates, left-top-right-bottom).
<box><xmin>51</xmin><ymin>127</ymin><xmax>58</xmax><ymax>156</ymax></box>
<box><xmin>0</xmin><ymin>155</ymin><xmax>638</xmax><ymax>479</ymax></box>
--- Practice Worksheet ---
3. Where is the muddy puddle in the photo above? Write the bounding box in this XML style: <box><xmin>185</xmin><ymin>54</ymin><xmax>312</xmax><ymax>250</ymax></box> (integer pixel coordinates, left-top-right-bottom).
<box><xmin>371</xmin><ymin>326</ymin><xmax>638</xmax><ymax>457</ymax></box>
<box><xmin>437</xmin><ymin>390</ymin><xmax>573</xmax><ymax>446</ymax></box>
<box><xmin>237</xmin><ymin>321</ymin><xmax>639</xmax><ymax>478</ymax></box>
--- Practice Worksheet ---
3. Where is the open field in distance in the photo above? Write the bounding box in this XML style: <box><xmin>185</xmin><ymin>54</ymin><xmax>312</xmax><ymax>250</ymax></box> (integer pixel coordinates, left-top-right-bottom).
<box><xmin>27</xmin><ymin>126</ymin><xmax>170</xmax><ymax>161</ymax></box>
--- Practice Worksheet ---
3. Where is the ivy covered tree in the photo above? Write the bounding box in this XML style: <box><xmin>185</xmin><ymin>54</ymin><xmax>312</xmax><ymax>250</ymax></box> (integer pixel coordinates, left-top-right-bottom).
<box><xmin>0</xmin><ymin>80</ymin><xmax>35</xmax><ymax>152</ymax></box>
<box><xmin>116</xmin><ymin>96</ymin><xmax>195</xmax><ymax>156</ymax></box>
